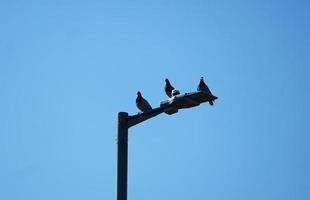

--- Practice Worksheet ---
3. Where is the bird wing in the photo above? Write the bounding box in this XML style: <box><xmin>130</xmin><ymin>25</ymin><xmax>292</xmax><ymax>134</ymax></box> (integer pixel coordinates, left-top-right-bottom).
<box><xmin>142</xmin><ymin>98</ymin><xmax>152</xmax><ymax>110</ymax></box>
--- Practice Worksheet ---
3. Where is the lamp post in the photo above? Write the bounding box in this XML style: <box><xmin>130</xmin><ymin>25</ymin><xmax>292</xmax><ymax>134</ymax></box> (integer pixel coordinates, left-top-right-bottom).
<box><xmin>116</xmin><ymin>91</ymin><xmax>217</xmax><ymax>200</ymax></box>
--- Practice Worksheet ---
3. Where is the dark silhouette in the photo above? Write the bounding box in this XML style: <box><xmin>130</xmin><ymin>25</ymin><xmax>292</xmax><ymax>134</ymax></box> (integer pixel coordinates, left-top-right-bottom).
<box><xmin>164</xmin><ymin>78</ymin><xmax>175</xmax><ymax>97</ymax></box>
<box><xmin>197</xmin><ymin>76</ymin><xmax>214</xmax><ymax>105</ymax></box>
<box><xmin>117</xmin><ymin>77</ymin><xmax>218</xmax><ymax>200</ymax></box>
<box><xmin>136</xmin><ymin>91</ymin><xmax>152</xmax><ymax>112</ymax></box>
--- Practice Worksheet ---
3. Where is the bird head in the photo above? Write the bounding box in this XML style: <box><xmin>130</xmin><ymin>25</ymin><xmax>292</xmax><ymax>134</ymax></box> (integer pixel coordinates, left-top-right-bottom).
<box><xmin>200</xmin><ymin>76</ymin><xmax>204</xmax><ymax>81</ymax></box>
<box><xmin>165</xmin><ymin>78</ymin><xmax>170</xmax><ymax>84</ymax></box>
<box><xmin>137</xmin><ymin>91</ymin><xmax>141</xmax><ymax>97</ymax></box>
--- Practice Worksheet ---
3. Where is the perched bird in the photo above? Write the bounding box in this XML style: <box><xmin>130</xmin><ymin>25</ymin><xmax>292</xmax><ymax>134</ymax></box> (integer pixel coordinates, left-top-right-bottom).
<box><xmin>136</xmin><ymin>91</ymin><xmax>152</xmax><ymax>112</ymax></box>
<box><xmin>197</xmin><ymin>76</ymin><xmax>214</xmax><ymax>106</ymax></box>
<box><xmin>164</xmin><ymin>78</ymin><xmax>175</xmax><ymax>97</ymax></box>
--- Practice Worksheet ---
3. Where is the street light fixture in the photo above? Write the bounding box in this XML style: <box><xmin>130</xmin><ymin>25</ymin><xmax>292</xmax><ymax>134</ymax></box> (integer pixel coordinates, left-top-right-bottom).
<box><xmin>116</xmin><ymin>81</ymin><xmax>217</xmax><ymax>200</ymax></box>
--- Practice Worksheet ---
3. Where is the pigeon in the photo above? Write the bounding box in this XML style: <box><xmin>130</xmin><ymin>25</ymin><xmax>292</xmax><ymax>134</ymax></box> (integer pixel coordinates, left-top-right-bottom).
<box><xmin>197</xmin><ymin>76</ymin><xmax>214</xmax><ymax>106</ymax></box>
<box><xmin>136</xmin><ymin>91</ymin><xmax>152</xmax><ymax>112</ymax></box>
<box><xmin>164</xmin><ymin>78</ymin><xmax>175</xmax><ymax>98</ymax></box>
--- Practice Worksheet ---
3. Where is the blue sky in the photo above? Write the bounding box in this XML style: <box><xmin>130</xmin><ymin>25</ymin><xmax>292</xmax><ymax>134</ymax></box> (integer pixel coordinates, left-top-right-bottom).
<box><xmin>1</xmin><ymin>1</ymin><xmax>309</xmax><ymax>200</ymax></box>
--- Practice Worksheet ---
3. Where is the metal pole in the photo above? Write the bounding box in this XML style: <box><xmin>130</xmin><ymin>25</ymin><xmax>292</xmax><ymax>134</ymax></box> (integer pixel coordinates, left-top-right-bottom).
<box><xmin>116</xmin><ymin>112</ymin><xmax>128</xmax><ymax>200</ymax></box>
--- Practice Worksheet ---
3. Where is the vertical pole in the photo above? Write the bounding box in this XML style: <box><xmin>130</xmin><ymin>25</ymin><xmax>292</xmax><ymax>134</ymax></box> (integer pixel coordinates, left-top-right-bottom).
<box><xmin>116</xmin><ymin>112</ymin><xmax>128</xmax><ymax>200</ymax></box>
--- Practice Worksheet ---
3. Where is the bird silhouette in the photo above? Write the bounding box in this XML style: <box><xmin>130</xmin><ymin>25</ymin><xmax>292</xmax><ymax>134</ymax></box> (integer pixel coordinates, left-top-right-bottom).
<box><xmin>136</xmin><ymin>91</ymin><xmax>152</xmax><ymax>112</ymax></box>
<box><xmin>197</xmin><ymin>76</ymin><xmax>214</xmax><ymax>105</ymax></box>
<box><xmin>164</xmin><ymin>78</ymin><xmax>175</xmax><ymax>98</ymax></box>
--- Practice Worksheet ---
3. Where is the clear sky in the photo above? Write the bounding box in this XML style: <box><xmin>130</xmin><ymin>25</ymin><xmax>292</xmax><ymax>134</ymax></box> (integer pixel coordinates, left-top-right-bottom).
<box><xmin>1</xmin><ymin>1</ymin><xmax>309</xmax><ymax>200</ymax></box>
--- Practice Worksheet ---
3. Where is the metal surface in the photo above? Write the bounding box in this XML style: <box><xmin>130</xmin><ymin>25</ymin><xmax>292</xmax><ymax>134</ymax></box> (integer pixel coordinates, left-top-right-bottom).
<box><xmin>127</xmin><ymin>107</ymin><xmax>165</xmax><ymax>128</ymax></box>
<box><xmin>116</xmin><ymin>108</ymin><xmax>165</xmax><ymax>200</ymax></box>
<box><xmin>160</xmin><ymin>91</ymin><xmax>218</xmax><ymax>114</ymax></box>
<box><xmin>116</xmin><ymin>112</ymin><xmax>128</xmax><ymax>200</ymax></box>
